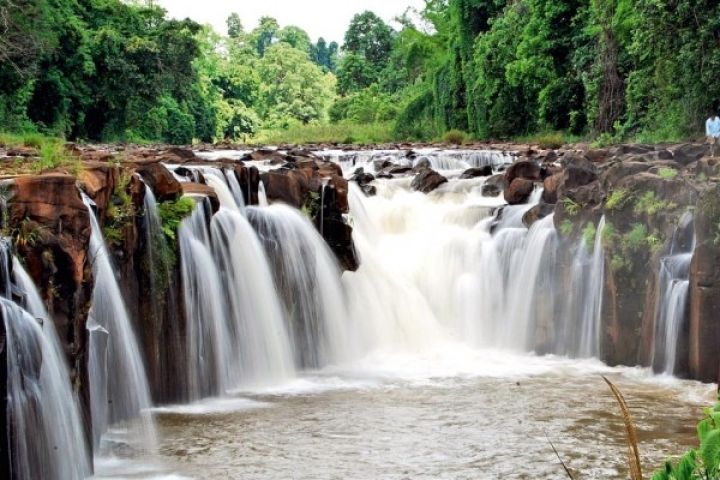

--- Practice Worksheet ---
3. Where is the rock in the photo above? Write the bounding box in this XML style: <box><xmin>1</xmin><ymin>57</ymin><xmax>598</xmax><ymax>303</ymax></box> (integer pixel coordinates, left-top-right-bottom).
<box><xmin>670</xmin><ymin>143</ymin><xmax>710</xmax><ymax>166</ymax></box>
<box><xmin>242</xmin><ymin>149</ymin><xmax>287</xmax><ymax>164</ymax></box>
<box><xmin>315</xmin><ymin>185</ymin><xmax>357</xmax><ymax>271</ymax></box>
<box><xmin>328</xmin><ymin>176</ymin><xmax>349</xmax><ymax>214</ymax></box>
<box><xmin>136</xmin><ymin>163</ymin><xmax>182</xmax><ymax>201</ymax></box>
<box><xmin>504</xmin><ymin>178</ymin><xmax>535</xmax><ymax>204</ymax></box>
<box><xmin>556</xmin><ymin>157</ymin><xmax>599</xmax><ymax>200</ymax></box>
<box><xmin>505</xmin><ymin>160</ymin><xmax>542</xmax><ymax>184</ymax></box>
<box><xmin>6</xmin><ymin>146</ymin><xmax>38</xmax><ymax>157</ymax></box>
<box><xmin>460</xmin><ymin>166</ymin><xmax>493</xmax><ymax>179</ymax></box>
<box><xmin>388</xmin><ymin>166</ymin><xmax>413</xmax><ymax>175</ymax></box>
<box><xmin>412</xmin><ymin>158</ymin><xmax>431</xmax><ymax>172</ymax></box>
<box><xmin>522</xmin><ymin>203</ymin><xmax>555</xmax><ymax>228</ymax></box>
<box><xmin>542</xmin><ymin>173</ymin><xmax>563</xmax><ymax>204</ymax></box>
<box><xmin>352</xmin><ymin>172</ymin><xmax>375</xmax><ymax>185</ymax></box>
<box><xmin>373</xmin><ymin>158</ymin><xmax>394</xmax><ymax>171</ymax></box>
<box><xmin>600</xmin><ymin>161</ymin><xmax>654</xmax><ymax>189</ymax></box>
<box><xmin>234</xmin><ymin>166</ymin><xmax>260</xmax><ymax>205</ymax></box>
<box><xmin>696</xmin><ymin>157</ymin><xmax>720</xmax><ymax>178</ymax></box>
<box><xmin>261</xmin><ymin>168</ymin><xmax>318</xmax><ymax>209</ymax></box>
<box><xmin>482</xmin><ymin>174</ymin><xmax>507</xmax><ymax>197</ymax></box>
<box><xmin>78</xmin><ymin>162</ymin><xmax>119</xmax><ymax>222</ymax></box>
<box><xmin>411</xmin><ymin>169</ymin><xmax>447</xmax><ymax>194</ymax></box>
<box><xmin>163</xmin><ymin>147</ymin><xmax>196</xmax><ymax>161</ymax></box>
<box><xmin>688</xmin><ymin>184</ymin><xmax>720</xmax><ymax>382</ymax></box>
<box><xmin>181</xmin><ymin>183</ymin><xmax>220</xmax><ymax>213</ymax></box>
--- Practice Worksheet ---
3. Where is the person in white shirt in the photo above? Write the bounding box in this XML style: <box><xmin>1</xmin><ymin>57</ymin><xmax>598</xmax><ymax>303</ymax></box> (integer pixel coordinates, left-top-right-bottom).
<box><xmin>706</xmin><ymin>113</ymin><xmax>720</xmax><ymax>156</ymax></box>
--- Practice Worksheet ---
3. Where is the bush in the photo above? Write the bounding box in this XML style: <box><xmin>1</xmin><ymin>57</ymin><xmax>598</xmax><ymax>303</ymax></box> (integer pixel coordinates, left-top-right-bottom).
<box><xmin>443</xmin><ymin>129</ymin><xmax>467</xmax><ymax>145</ymax></box>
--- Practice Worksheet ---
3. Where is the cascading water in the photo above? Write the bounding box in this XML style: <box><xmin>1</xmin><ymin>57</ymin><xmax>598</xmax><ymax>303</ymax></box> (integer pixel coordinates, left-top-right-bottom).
<box><xmin>652</xmin><ymin>213</ymin><xmax>695</xmax><ymax>375</ymax></box>
<box><xmin>1</xmin><ymin>242</ymin><xmax>90</xmax><ymax>480</ymax></box>
<box><xmin>82</xmin><ymin>194</ymin><xmax>156</xmax><ymax>452</ymax></box>
<box><xmin>248</xmin><ymin>204</ymin><xmax>352</xmax><ymax>368</ymax></box>
<box><xmin>178</xmin><ymin>196</ymin><xmax>294</xmax><ymax>399</ymax></box>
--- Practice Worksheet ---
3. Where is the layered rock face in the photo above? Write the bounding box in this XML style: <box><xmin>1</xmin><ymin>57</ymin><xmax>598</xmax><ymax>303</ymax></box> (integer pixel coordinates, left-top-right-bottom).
<box><xmin>510</xmin><ymin>143</ymin><xmax>719</xmax><ymax>382</ymax></box>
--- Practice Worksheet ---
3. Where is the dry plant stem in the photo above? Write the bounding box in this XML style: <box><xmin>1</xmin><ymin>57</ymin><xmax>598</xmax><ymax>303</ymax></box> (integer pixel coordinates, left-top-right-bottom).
<box><xmin>545</xmin><ymin>432</ymin><xmax>576</xmax><ymax>479</ymax></box>
<box><xmin>603</xmin><ymin>375</ymin><xmax>643</xmax><ymax>480</ymax></box>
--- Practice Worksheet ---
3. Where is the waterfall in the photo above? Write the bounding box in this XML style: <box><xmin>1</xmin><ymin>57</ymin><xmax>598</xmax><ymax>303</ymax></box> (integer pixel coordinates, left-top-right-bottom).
<box><xmin>179</xmin><ymin>198</ymin><xmax>294</xmax><ymax>399</ymax></box>
<box><xmin>258</xmin><ymin>180</ymin><xmax>269</xmax><ymax>206</ymax></box>
<box><xmin>248</xmin><ymin>204</ymin><xmax>352</xmax><ymax>368</ymax></box>
<box><xmin>179</xmin><ymin>200</ymin><xmax>230</xmax><ymax>399</ymax></box>
<box><xmin>576</xmin><ymin>216</ymin><xmax>606</xmax><ymax>358</ymax></box>
<box><xmin>82</xmin><ymin>194</ymin><xmax>156</xmax><ymax>452</ymax></box>
<box><xmin>210</xmin><ymin>209</ymin><xmax>294</xmax><ymax>387</ymax></box>
<box><xmin>1</xmin><ymin>242</ymin><xmax>90</xmax><ymax>480</ymax></box>
<box><xmin>652</xmin><ymin>213</ymin><xmax>694</xmax><ymax>375</ymax></box>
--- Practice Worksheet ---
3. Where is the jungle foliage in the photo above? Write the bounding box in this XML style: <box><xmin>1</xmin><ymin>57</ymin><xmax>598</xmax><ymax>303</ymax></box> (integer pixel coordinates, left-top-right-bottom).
<box><xmin>2</xmin><ymin>0</ymin><xmax>720</xmax><ymax>144</ymax></box>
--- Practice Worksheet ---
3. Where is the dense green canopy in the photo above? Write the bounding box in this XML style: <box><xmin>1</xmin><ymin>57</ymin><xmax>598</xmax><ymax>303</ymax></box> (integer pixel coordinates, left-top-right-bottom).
<box><xmin>1</xmin><ymin>0</ymin><xmax>719</xmax><ymax>143</ymax></box>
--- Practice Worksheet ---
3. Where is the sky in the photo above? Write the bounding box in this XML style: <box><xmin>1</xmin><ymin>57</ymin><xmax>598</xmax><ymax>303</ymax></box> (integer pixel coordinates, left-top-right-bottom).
<box><xmin>157</xmin><ymin>0</ymin><xmax>426</xmax><ymax>44</ymax></box>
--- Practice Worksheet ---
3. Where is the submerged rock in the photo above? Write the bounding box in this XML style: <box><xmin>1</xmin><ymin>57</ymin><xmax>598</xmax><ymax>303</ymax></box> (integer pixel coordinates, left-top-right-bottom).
<box><xmin>460</xmin><ymin>166</ymin><xmax>493</xmax><ymax>179</ymax></box>
<box><xmin>411</xmin><ymin>168</ymin><xmax>447</xmax><ymax>194</ymax></box>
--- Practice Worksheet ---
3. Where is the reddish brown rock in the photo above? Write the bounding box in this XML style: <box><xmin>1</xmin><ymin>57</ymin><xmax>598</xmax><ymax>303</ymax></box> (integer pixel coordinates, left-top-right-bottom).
<box><xmin>504</xmin><ymin>178</ymin><xmax>535</xmax><ymax>205</ymax></box>
<box><xmin>78</xmin><ymin>162</ymin><xmax>119</xmax><ymax>222</ymax></box>
<box><xmin>505</xmin><ymin>160</ymin><xmax>542</xmax><ymax>184</ymax></box>
<box><xmin>182</xmin><ymin>183</ymin><xmax>220</xmax><ymax>213</ymax></box>
<box><xmin>136</xmin><ymin>163</ymin><xmax>182</xmax><ymax>201</ymax></box>
<box><xmin>542</xmin><ymin>173</ymin><xmax>563</xmax><ymax>204</ymax></box>
<box><xmin>411</xmin><ymin>168</ymin><xmax>447</xmax><ymax>194</ymax></box>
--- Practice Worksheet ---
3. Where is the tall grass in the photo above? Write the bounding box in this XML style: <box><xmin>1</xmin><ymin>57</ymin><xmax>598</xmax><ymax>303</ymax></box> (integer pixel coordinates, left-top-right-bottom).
<box><xmin>253</xmin><ymin>122</ymin><xmax>399</xmax><ymax>145</ymax></box>
<box><xmin>0</xmin><ymin>131</ymin><xmax>80</xmax><ymax>174</ymax></box>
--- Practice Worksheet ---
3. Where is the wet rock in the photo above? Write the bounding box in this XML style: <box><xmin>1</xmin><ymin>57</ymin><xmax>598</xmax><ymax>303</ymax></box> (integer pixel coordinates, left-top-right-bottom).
<box><xmin>688</xmin><ymin>184</ymin><xmax>720</xmax><ymax>382</ymax></box>
<box><xmin>315</xmin><ymin>185</ymin><xmax>357</xmax><ymax>271</ymax></box>
<box><xmin>460</xmin><ymin>166</ymin><xmax>493</xmax><ymax>179</ymax></box>
<box><xmin>242</xmin><ymin>149</ymin><xmax>287</xmax><ymax>164</ymax></box>
<box><xmin>136</xmin><ymin>163</ymin><xmax>182</xmax><ymax>201</ymax></box>
<box><xmin>482</xmin><ymin>174</ymin><xmax>507</xmax><ymax>198</ymax></box>
<box><xmin>78</xmin><ymin>162</ymin><xmax>119</xmax><ymax>222</ymax></box>
<box><xmin>505</xmin><ymin>160</ymin><xmax>542</xmax><ymax>184</ymax></box>
<box><xmin>504</xmin><ymin>178</ymin><xmax>535</xmax><ymax>205</ymax></box>
<box><xmin>388</xmin><ymin>166</ymin><xmax>413</xmax><ymax>175</ymax></box>
<box><xmin>542</xmin><ymin>173</ymin><xmax>563</xmax><ymax>204</ymax></box>
<box><xmin>260</xmin><ymin>168</ymin><xmax>317</xmax><ymax>209</ymax></box>
<box><xmin>373</xmin><ymin>158</ymin><xmax>394</xmax><ymax>171</ymax></box>
<box><xmin>412</xmin><ymin>158</ymin><xmax>431</xmax><ymax>172</ymax></box>
<box><xmin>6</xmin><ymin>146</ymin><xmax>38</xmax><ymax>157</ymax></box>
<box><xmin>181</xmin><ymin>183</ymin><xmax>220</xmax><ymax>213</ymax></box>
<box><xmin>234</xmin><ymin>166</ymin><xmax>260</xmax><ymax>205</ymax></box>
<box><xmin>522</xmin><ymin>202</ymin><xmax>555</xmax><ymax>228</ymax></box>
<box><xmin>411</xmin><ymin>168</ymin><xmax>447</xmax><ymax>194</ymax></box>
<box><xmin>670</xmin><ymin>143</ymin><xmax>710</xmax><ymax>166</ymax></box>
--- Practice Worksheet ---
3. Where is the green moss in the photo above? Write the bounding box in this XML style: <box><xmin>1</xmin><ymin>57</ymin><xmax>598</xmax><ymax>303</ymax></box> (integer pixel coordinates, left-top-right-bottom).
<box><xmin>582</xmin><ymin>222</ymin><xmax>597</xmax><ymax>249</ymax></box>
<box><xmin>559</xmin><ymin>219</ymin><xmax>574</xmax><ymax>236</ymax></box>
<box><xmin>658</xmin><ymin>167</ymin><xmax>678</xmax><ymax>179</ymax></box>
<box><xmin>611</xmin><ymin>254</ymin><xmax>627</xmax><ymax>272</ymax></box>
<box><xmin>103</xmin><ymin>172</ymin><xmax>135</xmax><ymax>248</ymax></box>
<box><xmin>634</xmin><ymin>191</ymin><xmax>675</xmax><ymax>216</ymax></box>
<box><xmin>563</xmin><ymin>197</ymin><xmax>580</xmax><ymax>216</ymax></box>
<box><xmin>605</xmin><ymin>190</ymin><xmax>627</xmax><ymax>210</ymax></box>
<box><xmin>158</xmin><ymin>196</ymin><xmax>196</xmax><ymax>243</ymax></box>
<box><xmin>624</xmin><ymin>223</ymin><xmax>648</xmax><ymax>250</ymax></box>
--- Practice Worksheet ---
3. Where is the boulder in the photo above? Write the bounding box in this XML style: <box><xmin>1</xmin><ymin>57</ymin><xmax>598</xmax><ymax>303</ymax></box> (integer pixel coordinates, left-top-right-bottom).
<box><xmin>688</xmin><ymin>184</ymin><xmax>720</xmax><ymax>382</ymax></box>
<box><xmin>460</xmin><ymin>166</ymin><xmax>493</xmax><ymax>179</ymax></box>
<box><xmin>260</xmin><ymin>168</ymin><xmax>317</xmax><ymax>209</ymax></box>
<box><xmin>504</xmin><ymin>178</ymin><xmax>535</xmax><ymax>205</ymax></box>
<box><xmin>181</xmin><ymin>183</ymin><xmax>220</xmax><ymax>213</ymax></box>
<box><xmin>412</xmin><ymin>158</ymin><xmax>431</xmax><ymax>172</ymax></box>
<box><xmin>505</xmin><ymin>160</ymin><xmax>542</xmax><ymax>184</ymax></box>
<box><xmin>388</xmin><ymin>166</ymin><xmax>413</xmax><ymax>175</ymax></box>
<box><xmin>670</xmin><ymin>143</ymin><xmax>710</xmax><ymax>166</ymax></box>
<box><xmin>522</xmin><ymin>202</ymin><xmax>555</xmax><ymax>228</ymax></box>
<box><xmin>136</xmin><ymin>163</ymin><xmax>182</xmax><ymax>201</ymax></box>
<box><xmin>542</xmin><ymin>173</ymin><xmax>563</xmax><ymax>204</ymax></box>
<box><xmin>411</xmin><ymin>168</ymin><xmax>447</xmax><ymax>194</ymax></box>
<box><xmin>482</xmin><ymin>174</ymin><xmax>507</xmax><ymax>198</ymax></box>
<box><xmin>242</xmin><ymin>149</ymin><xmax>287</xmax><ymax>164</ymax></box>
<box><xmin>78</xmin><ymin>162</ymin><xmax>119</xmax><ymax>222</ymax></box>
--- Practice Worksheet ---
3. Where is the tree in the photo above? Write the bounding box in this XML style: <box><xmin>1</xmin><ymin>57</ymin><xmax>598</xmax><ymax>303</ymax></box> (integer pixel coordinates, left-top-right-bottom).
<box><xmin>336</xmin><ymin>53</ymin><xmax>376</xmax><ymax>95</ymax></box>
<box><xmin>342</xmin><ymin>11</ymin><xmax>394</xmax><ymax>69</ymax></box>
<box><xmin>252</xmin><ymin>16</ymin><xmax>279</xmax><ymax>57</ymax></box>
<box><xmin>312</xmin><ymin>37</ymin><xmax>339</xmax><ymax>72</ymax></box>
<box><xmin>226</xmin><ymin>13</ymin><xmax>243</xmax><ymax>38</ymax></box>
<box><xmin>256</xmin><ymin>43</ymin><xmax>336</xmax><ymax>126</ymax></box>
<box><xmin>277</xmin><ymin>26</ymin><xmax>312</xmax><ymax>54</ymax></box>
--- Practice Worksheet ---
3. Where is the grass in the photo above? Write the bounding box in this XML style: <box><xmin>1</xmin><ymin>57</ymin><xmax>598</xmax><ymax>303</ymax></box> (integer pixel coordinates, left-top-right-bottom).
<box><xmin>634</xmin><ymin>191</ymin><xmax>676</xmax><ymax>216</ymax></box>
<box><xmin>443</xmin><ymin>129</ymin><xmax>468</xmax><ymax>145</ymax></box>
<box><xmin>657</xmin><ymin>167</ymin><xmax>678</xmax><ymax>179</ymax></box>
<box><xmin>253</xmin><ymin>122</ymin><xmax>399</xmax><ymax>145</ymax></box>
<box><xmin>603</xmin><ymin>376</ymin><xmax>643</xmax><ymax>480</ymax></box>
<box><xmin>514</xmin><ymin>131</ymin><xmax>583</xmax><ymax>149</ymax></box>
<box><xmin>563</xmin><ymin>197</ymin><xmax>581</xmax><ymax>216</ymax></box>
<box><xmin>606</xmin><ymin>190</ymin><xmax>628</xmax><ymax>210</ymax></box>
<box><xmin>0</xmin><ymin>131</ymin><xmax>81</xmax><ymax>174</ymax></box>
<box><xmin>582</xmin><ymin>222</ymin><xmax>597</xmax><ymax>249</ymax></box>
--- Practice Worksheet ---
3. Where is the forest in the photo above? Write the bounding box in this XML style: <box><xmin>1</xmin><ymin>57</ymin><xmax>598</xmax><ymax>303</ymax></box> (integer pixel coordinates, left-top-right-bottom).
<box><xmin>1</xmin><ymin>0</ymin><xmax>720</xmax><ymax>144</ymax></box>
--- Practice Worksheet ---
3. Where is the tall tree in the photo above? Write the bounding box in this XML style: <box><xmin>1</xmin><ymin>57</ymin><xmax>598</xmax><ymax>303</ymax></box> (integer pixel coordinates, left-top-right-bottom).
<box><xmin>342</xmin><ymin>11</ymin><xmax>394</xmax><ymax>69</ymax></box>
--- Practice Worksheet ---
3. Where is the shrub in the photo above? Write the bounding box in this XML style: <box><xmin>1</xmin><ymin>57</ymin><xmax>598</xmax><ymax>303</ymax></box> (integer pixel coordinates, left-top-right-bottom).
<box><xmin>559</xmin><ymin>219</ymin><xmax>574</xmax><ymax>236</ymax></box>
<box><xmin>658</xmin><ymin>167</ymin><xmax>678</xmax><ymax>179</ymax></box>
<box><xmin>606</xmin><ymin>190</ymin><xmax>627</xmax><ymax>210</ymax></box>
<box><xmin>634</xmin><ymin>191</ymin><xmax>675</xmax><ymax>216</ymax></box>
<box><xmin>443</xmin><ymin>129</ymin><xmax>467</xmax><ymax>145</ymax></box>
<box><xmin>158</xmin><ymin>196</ymin><xmax>196</xmax><ymax>242</ymax></box>
<box><xmin>582</xmin><ymin>222</ymin><xmax>597</xmax><ymax>249</ymax></box>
